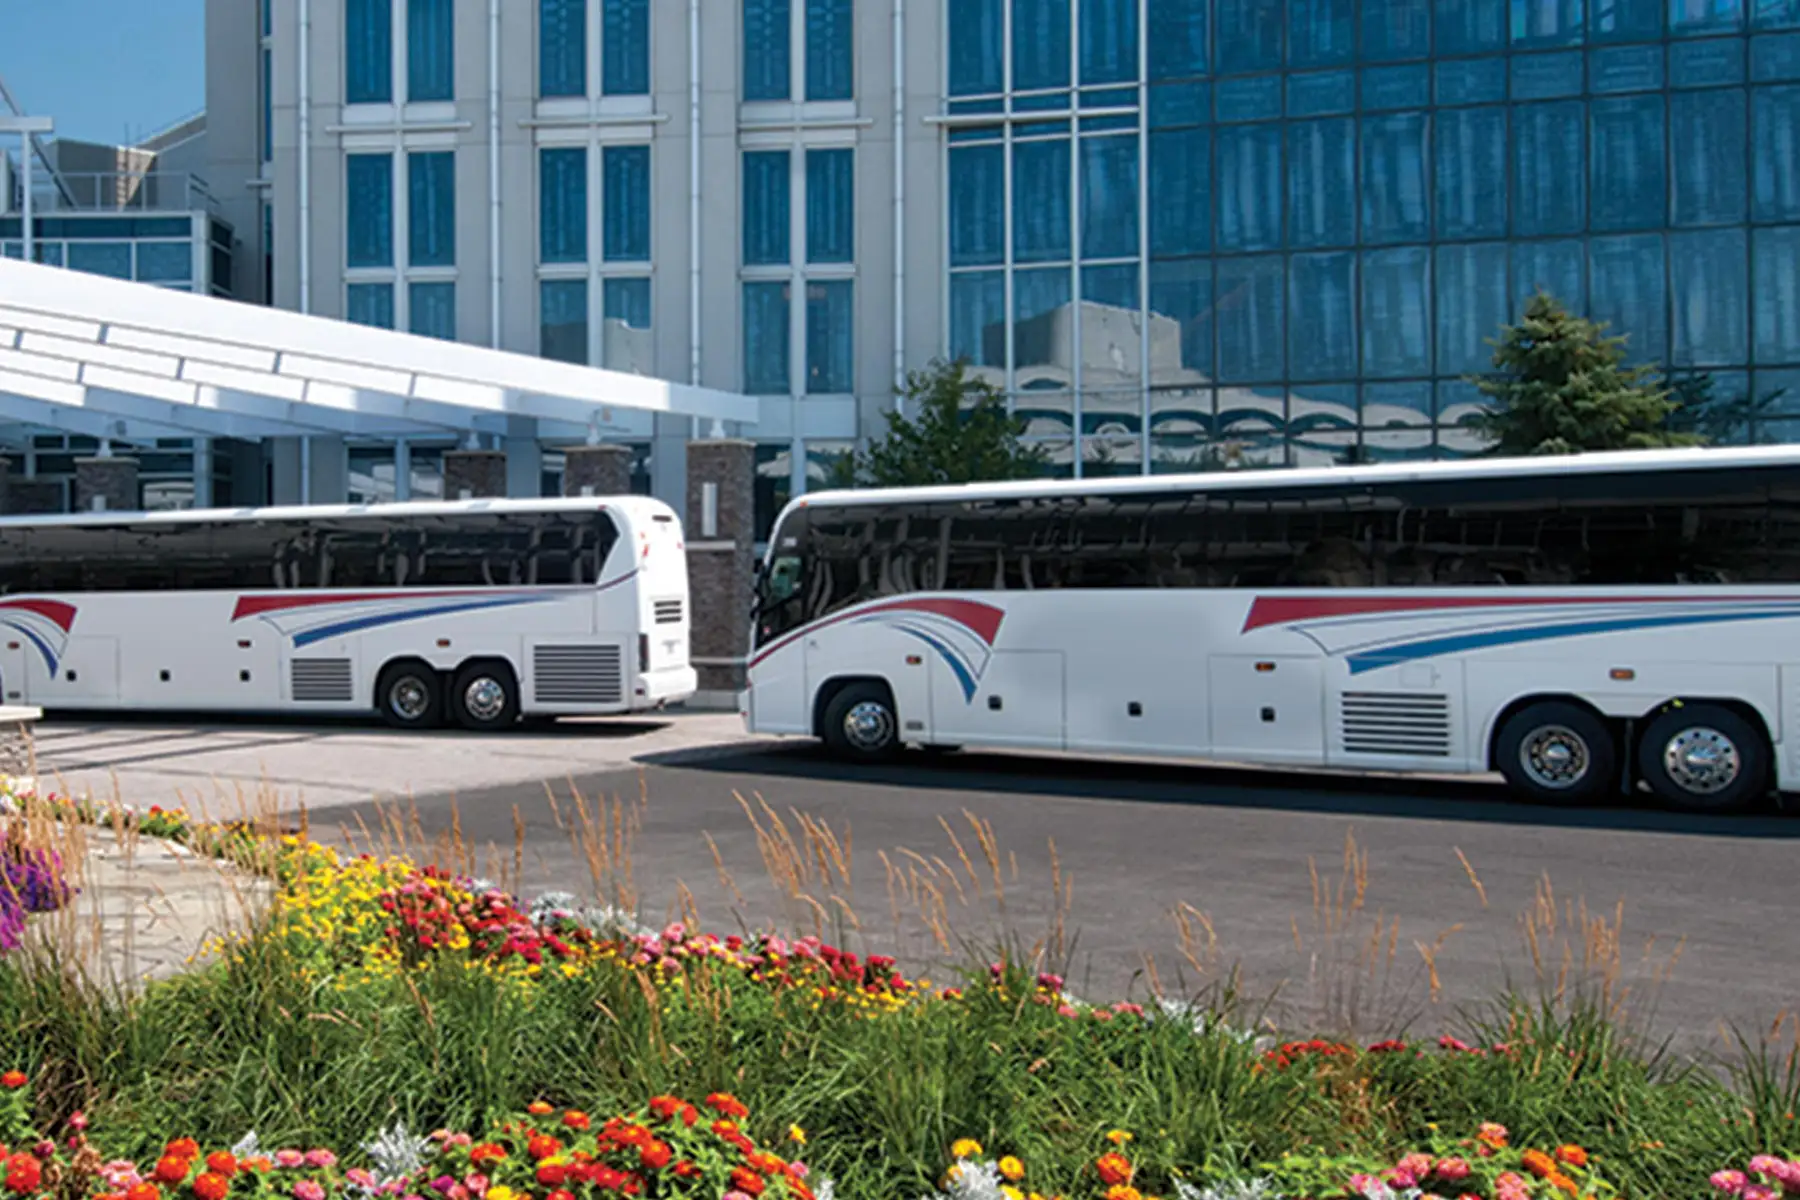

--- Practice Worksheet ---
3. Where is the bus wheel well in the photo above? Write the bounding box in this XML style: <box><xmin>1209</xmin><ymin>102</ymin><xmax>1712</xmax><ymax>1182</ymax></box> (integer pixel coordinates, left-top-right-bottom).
<box><xmin>374</xmin><ymin>656</ymin><xmax>441</xmax><ymax>705</ymax></box>
<box><xmin>1486</xmin><ymin>694</ymin><xmax>1613</xmax><ymax>771</ymax></box>
<box><xmin>812</xmin><ymin>675</ymin><xmax>895</xmax><ymax>739</ymax></box>
<box><xmin>1636</xmin><ymin>696</ymin><xmax>1774</xmax><ymax>756</ymax></box>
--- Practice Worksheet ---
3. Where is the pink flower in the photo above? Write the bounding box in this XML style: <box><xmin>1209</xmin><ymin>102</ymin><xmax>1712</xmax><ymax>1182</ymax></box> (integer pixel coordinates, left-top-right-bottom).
<box><xmin>1743</xmin><ymin>1186</ymin><xmax>1778</xmax><ymax>1200</ymax></box>
<box><xmin>725</xmin><ymin>1192</ymin><xmax>754</xmax><ymax>1200</ymax></box>
<box><xmin>1398</xmin><ymin>1154</ymin><xmax>1434</xmax><ymax>1181</ymax></box>
<box><xmin>463</xmin><ymin>1174</ymin><xmax>488</xmax><ymax>1197</ymax></box>
<box><xmin>347</xmin><ymin>1170</ymin><xmax>377</xmax><ymax>1188</ymax></box>
<box><xmin>1347</xmin><ymin>1174</ymin><xmax>1381</xmax><ymax>1197</ymax></box>
<box><xmin>294</xmin><ymin>1182</ymin><xmax>326</xmax><ymax>1200</ymax></box>
<box><xmin>1434</xmin><ymin>1158</ymin><xmax>1471</xmax><ymax>1183</ymax></box>
<box><xmin>1385</xmin><ymin>1167</ymin><xmax>1418</xmax><ymax>1189</ymax></box>
<box><xmin>1752</xmin><ymin>1158</ymin><xmax>1786</xmax><ymax>1178</ymax></box>
<box><xmin>447</xmin><ymin>1135</ymin><xmax>471</xmax><ymax>1149</ymax></box>
<box><xmin>1713</xmin><ymin>1170</ymin><xmax>1750</xmax><ymax>1196</ymax></box>
<box><xmin>1057</xmin><ymin>1004</ymin><xmax>1079</xmax><ymax>1018</ymax></box>
<box><xmin>306</xmin><ymin>1151</ymin><xmax>338</xmax><ymax>1169</ymax></box>
<box><xmin>276</xmin><ymin>1151</ymin><xmax>306</xmax><ymax>1169</ymax></box>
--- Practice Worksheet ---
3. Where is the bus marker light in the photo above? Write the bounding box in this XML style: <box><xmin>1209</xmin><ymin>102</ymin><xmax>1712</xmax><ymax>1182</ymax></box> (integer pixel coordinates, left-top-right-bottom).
<box><xmin>1610</xmin><ymin>668</ymin><xmax>1636</xmax><ymax>681</ymax></box>
<box><xmin>5</xmin><ymin>642</ymin><xmax>16</xmax><ymax>651</ymax></box>
<box><xmin>237</xmin><ymin>639</ymin><xmax>252</xmax><ymax>649</ymax></box>
<box><xmin>1255</xmin><ymin>661</ymin><xmax>1275</xmax><ymax>672</ymax></box>
<box><xmin>905</xmin><ymin>654</ymin><xmax>922</xmax><ymax>665</ymax></box>
<box><xmin>437</xmin><ymin>638</ymin><xmax>451</xmax><ymax>648</ymax></box>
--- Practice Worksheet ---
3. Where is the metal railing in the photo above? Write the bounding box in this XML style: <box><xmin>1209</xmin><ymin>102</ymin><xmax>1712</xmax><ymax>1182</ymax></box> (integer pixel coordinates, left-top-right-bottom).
<box><xmin>18</xmin><ymin>169</ymin><xmax>217</xmax><ymax>215</ymax></box>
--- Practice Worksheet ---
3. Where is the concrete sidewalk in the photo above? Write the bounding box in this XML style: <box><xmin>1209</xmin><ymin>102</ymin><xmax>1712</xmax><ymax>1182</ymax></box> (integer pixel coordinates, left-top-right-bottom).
<box><xmin>26</xmin><ymin>823</ymin><xmax>272</xmax><ymax>989</ymax></box>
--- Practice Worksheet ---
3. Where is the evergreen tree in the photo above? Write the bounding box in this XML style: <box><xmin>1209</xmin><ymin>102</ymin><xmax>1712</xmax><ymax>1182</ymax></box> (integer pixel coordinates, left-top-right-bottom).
<box><xmin>841</xmin><ymin>359</ymin><xmax>1046</xmax><ymax>487</ymax></box>
<box><xmin>1468</xmin><ymin>292</ymin><xmax>1700</xmax><ymax>455</ymax></box>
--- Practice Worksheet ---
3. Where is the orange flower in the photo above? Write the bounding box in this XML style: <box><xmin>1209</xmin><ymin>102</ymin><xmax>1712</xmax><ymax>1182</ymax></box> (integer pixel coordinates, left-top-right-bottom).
<box><xmin>1477</xmin><ymin>1123</ymin><xmax>1510</xmax><ymax>1150</ymax></box>
<box><xmin>0</xmin><ymin>1073</ymin><xmax>24</xmax><ymax>1091</ymax></box>
<box><xmin>1521</xmin><ymin>1150</ymin><xmax>1556</xmax><ymax>1180</ymax></box>
<box><xmin>165</xmin><ymin>1141</ymin><xmax>200</xmax><ymax>1162</ymax></box>
<box><xmin>153</xmin><ymin>1157</ymin><xmax>193</xmax><ymax>1186</ymax></box>
<box><xmin>1105</xmin><ymin>1187</ymin><xmax>1142</xmax><ymax>1200</ymax></box>
<box><xmin>1554</xmin><ymin>1145</ymin><xmax>1588</xmax><ymax>1169</ymax></box>
<box><xmin>1096</xmin><ymin>1155</ymin><xmax>1134</xmax><ymax>1187</ymax></box>
<box><xmin>192</xmin><ymin>1173</ymin><xmax>230</xmax><ymax>1200</ymax></box>
<box><xmin>528</xmin><ymin>1102</ymin><xmax>554</xmax><ymax>1116</ymax></box>
<box><xmin>729</xmin><ymin>1167</ymin><xmax>766</xmax><ymax>1197</ymax></box>
<box><xmin>126</xmin><ymin>1185</ymin><xmax>162</xmax><ymax>1200</ymax></box>
<box><xmin>1547</xmin><ymin>1172</ymin><xmax>1580</xmax><ymax>1196</ymax></box>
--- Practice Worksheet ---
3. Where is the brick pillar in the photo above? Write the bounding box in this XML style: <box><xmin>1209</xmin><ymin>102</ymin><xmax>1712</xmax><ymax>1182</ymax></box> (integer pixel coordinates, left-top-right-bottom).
<box><xmin>562</xmin><ymin>444</ymin><xmax>632</xmax><ymax>497</ymax></box>
<box><xmin>6</xmin><ymin>480</ymin><xmax>63</xmax><ymax>514</ymax></box>
<box><xmin>684</xmin><ymin>439</ymin><xmax>755</xmax><ymax>702</ymax></box>
<box><xmin>442</xmin><ymin>449</ymin><xmax>507</xmax><ymax>499</ymax></box>
<box><xmin>74</xmin><ymin>456</ymin><xmax>140</xmax><ymax>512</ymax></box>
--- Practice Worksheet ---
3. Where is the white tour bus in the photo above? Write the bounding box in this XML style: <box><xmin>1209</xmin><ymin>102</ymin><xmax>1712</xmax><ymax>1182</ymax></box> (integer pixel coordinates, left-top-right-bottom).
<box><xmin>0</xmin><ymin>496</ymin><xmax>694</xmax><ymax>730</ymax></box>
<box><xmin>745</xmin><ymin>445</ymin><xmax>1800</xmax><ymax>813</ymax></box>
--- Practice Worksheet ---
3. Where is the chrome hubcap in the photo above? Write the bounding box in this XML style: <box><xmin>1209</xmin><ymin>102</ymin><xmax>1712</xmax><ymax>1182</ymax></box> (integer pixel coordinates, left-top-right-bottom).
<box><xmin>1520</xmin><ymin>725</ymin><xmax>1590</xmax><ymax>789</ymax></box>
<box><xmin>843</xmin><ymin>700</ymin><xmax>896</xmax><ymax>752</ymax></box>
<box><xmin>1661</xmin><ymin>726</ymin><xmax>1741</xmax><ymax>795</ymax></box>
<box><xmin>464</xmin><ymin>677</ymin><xmax>508</xmax><ymax>722</ymax></box>
<box><xmin>389</xmin><ymin>676</ymin><xmax>431</xmax><ymax>721</ymax></box>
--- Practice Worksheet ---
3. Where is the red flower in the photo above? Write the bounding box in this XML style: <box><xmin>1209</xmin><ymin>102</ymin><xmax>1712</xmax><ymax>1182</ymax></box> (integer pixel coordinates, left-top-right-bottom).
<box><xmin>469</xmin><ymin>1144</ymin><xmax>509</xmax><ymax>1168</ymax></box>
<box><xmin>153</xmin><ymin>1157</ymin><xmax>193</xmax><ymax>1186</ymax></box>
<box><xmin>528</xmin><ymin>1102</ymin><xmax>555</xmax><ymax>1116</ymax></box>
<box><xmin>678</xmin><ymin>1105</ymin><xmax>698</xmax><ymax>1128</ymax></box>
<box><xmin>4</xmin><ymin>1154</ymin><xmax>42</xmax><ymax>1196</ymax></box>
<box><xmin>730</xmin><ymin>1167</ymin><xmax>767</xmax><ymax>1197</ymax></box>
<box><xmin>0</xmin><ymin>1074</ymin><xmax>25</xmax><ymax>1092</ymax></box>
<box><xmin>1096</xmin><ymin>1155</ymin><xmax>1134</xmax><ymax>1187</ymax></box>
<box><xmin>638</xmin><ymin>1141</ymin><xmax>672</xmax><ymax>1172</ymax></box>
<box><xmin>705</xmin><ymin>1093</ymin><xmax>750</xmax><ymax>1120</ymax></box>
<box><xmin>192</xmin><ymin>1173</ymin><xmax>231</xmax><ymax>1200</ymax></box>
<box><xmin>562</xmin><ymin>1112</ymin><xmax>591</xmax><ymax>1132</ymax></box>
<box><xmin>528</xmin><ymin>1136</ymin><xmax>563</xmax><ymax>1162</ymax></box>
<box><xmin>165</xmin><ymin>1140</ymin><xmax>201</xmax><ymax>1162</ymax></box>
<box><xmin>549</xmin><ymin>1192</ymin><xmax>574</xmax><ymax>1200</ymax></box>
<box><xmin>126</xmin><ymin>1186</ymin><xmax>162</xmax><ymax>1200</ymax></box>
<box><xmin>205</xmin><ymin>1154</ymin><xmax>237</xmax><ymax>1178</ymax></box>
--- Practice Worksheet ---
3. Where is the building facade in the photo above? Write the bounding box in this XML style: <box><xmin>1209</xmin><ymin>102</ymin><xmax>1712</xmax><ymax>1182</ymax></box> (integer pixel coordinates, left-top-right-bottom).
<box><xmin>210</xmin><ymin>0</ymin><xmax>1800</xmax><ymax>532</ymax></box>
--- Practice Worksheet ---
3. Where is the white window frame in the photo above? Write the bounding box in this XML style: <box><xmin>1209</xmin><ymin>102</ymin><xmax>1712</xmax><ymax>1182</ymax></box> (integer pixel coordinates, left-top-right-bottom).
<box><xmin>341</xmin><ymin>130</ymin><xmax>461</xmax><ymax>336</ymax></box>
<box><xmin>532</xmin><ymin>0</ymin><xmax>657</xmax><ymax>121</ymax></box>
<box><xmin>340</xmin><ymin>0</ymin><xmax>458</xmax><ymax>124</ymax></box>
<box><xmin>531</xmin><ymin>123</ymin><xmax>658</xmax><ymax>377</ymax></box>
<box><xmin>739</xmin><ymin>0</ymin><xmax>858</xmax><ymax>120</ymax></box>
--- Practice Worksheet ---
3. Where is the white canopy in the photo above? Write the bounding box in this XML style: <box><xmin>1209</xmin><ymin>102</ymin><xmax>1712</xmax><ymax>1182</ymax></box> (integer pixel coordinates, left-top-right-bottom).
<box><xmin>0</xmin><ymin>257</ymin><xmax>756</xmax><ymax>444</ymax></box>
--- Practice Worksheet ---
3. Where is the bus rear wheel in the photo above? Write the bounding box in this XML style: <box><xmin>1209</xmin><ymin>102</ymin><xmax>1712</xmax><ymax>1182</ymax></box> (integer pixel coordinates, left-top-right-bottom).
<box><xmin>1494</xmin><ymin>700</ymin><xmax>1616</xmax><ymax>806</ymax></box>
<box><xmin>451</xmin><ymin>661</ymin><xmax>521</xmax><ymax>732</ymax></box>
<box><xmin>378</xmin><ymin>661</ymin><xmax>442</xmax><ymax>730</ymax></box>
<box><xmin>820</xmin><ymin>682</ymin><xmax>902</xmax><ymax>762</ymax></box>
<box><xmin>1637</xmin><ymin>703</ymin><xmax>1768</xmax><ymax>813</ymax></box>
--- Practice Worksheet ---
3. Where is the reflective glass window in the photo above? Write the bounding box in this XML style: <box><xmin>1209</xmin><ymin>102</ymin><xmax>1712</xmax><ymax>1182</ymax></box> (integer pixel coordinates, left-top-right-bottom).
<box><xmin>1014</xmin><ymin>138</ymin><xmax>1073</xmax><ymax>262</ymax></box>
<box><xmin>347</xmin><ymin>282</ymin><xmax>396</xmax><ymax>329</ymax></box>
<box><xmin>744</xmin><ymin>0</ymin><xmax>791</xmax><ymax>100</ymax></box>
<box><xmin>949</xmin><ymin>144</ymin><xmax>1006</xmax><ymax>266</ymax></box>
<box><xmin>1590</xmin><ymin>233</ymin><xmax>1670</xmax><ymax>363</ymax></box>
<box><xmin>1361</xmin><ymin>113</ymin><xmax>1429</xmax><ymax>244</ymax></box>
<box><xmin>1437</xmin><ymin>0</ymin><xmax>1507</xmax><ymax>51</ymax></box>
<box><xmin>1218</xmin><ymin>123</ymin><xmax>1283</xmax><ymax>251</ymax></box>
<box><xmin>346</xmin><ymin>0</ymin><xmax>393</xmax><ymax>103</ymax></box>
<box><xmin>540</xmin><ymin>279</ymin><xmax>588</xmax><ymax>364</ymax></box>
<box><xmin>540</xmin><ymin>0</ymin><xmax>586</xmax><ymax>96</ymax></box>
<box><xmin>1753</xmin><ymin>85</ymin><xmax>1800</xmax><ymax>219</ymax></box>
<box><xmin>1148</xmin><ymin>258</ymin><xmax>1214</xmax><ymax>381</ymax></box>
<box><xmin>1148</xmin><ymin>0</ymin><xmax>1209</xmax><ymax>78</ymax></box>
<box><xmin>1216</xmin><ymin>255</ymin><xmax>1285</xmax><ymax>382</ymax></box>
<box><xmin>1080</xmin><ymin>136</ymin><xmax>1139</xmax><ymax>259</ymax></box>
<box><xmin>1756</xmin><ymin>0</ymin><xmax>1800</xmax><ymax>27</ymax></box>
<box><xmin>1291</xmin><ymin>0</ymin><xmax>1355</xmax><ymax>65</ymax></box>
<box><xmin>1149</xmin><ymin>127</ymin><xmax>1210</xmax><ymax>257</ymax></box>
<box><xmin>806</xmin><ymin>280</ymin><xmax>854</xmax><ymax>393</ymax></box>
<box><xmin>1217</xmin><ymin>0</ymin><xmax>1283</xmax><ymax>73</ymax></box>
<box><xmin>1590</xmin><ymin>94</ymin><xmax>1668</xmax><ymax>230</ymax></box>
<box><xmin>1364</xmin><ymin>0</ymin><xmax>1433</xmax><ymax>59</ymax></box>
<box><xmin>407</xmin><ymin>150</ymin><xmax>455</xmax><ymax>267</ymax></box>
<box><xmin>1754</xmin><ymin>225</ymin><xmax>1800</xmax><ymax>362</ymax></box>
<box><xmin>1512</xmin><ymin>238</ymin><xmax>1587</xmax><ymax>311</ymax></box>
<box><xmin>539</xmin><ymin>147</ymin><xmax>587</xmax><ymax>264</ymax></box>
<box><xmin>1671</xmin><ymin>0</ymin><xmax>1744</xmax><ymax>35</ymax></box>
<box><xmin>806</xmin><ymin>0</ymin><xmax>853</xmax><ymax>99</ymax></box>
<box><xmin>1013</xmin><ymin>266</ymin><xmax>1073</xmax><ymax>374</ymax></box>
<box><xmin>409</xmin><ymin>281</ymin><xmax>456</xmax><ymax>340</ymax></box>
<box><xmin>744</xmin><ymin>281</ymin><xmax>791</xmax><ymax>393</ymax></box>
<box><xmin>603</xmin><ymin>0</ymin><xmax>651</xmax><ymax>95</ymax></box>
<box><xmin>346</xmin><ymin>153</ymin><xmax>394</xmax><ymax>268</ymax></box>
<box><xmin>1436</xmin><ymin>242</ymin><xmax>1510</xmax><ymax>375</ymax></box>
<box><xmin>601</xmin><ymin>278</ymin><xmax>653</xmax><ymax>375</ymax></box>
<box><xmin>1288</xmin><ymin>118</ymin><xmax>1356</xmax><ymax>248</ymax></box>
<box><xmin>949</xmin><ymin>271</ymin><xmax>1007</xmax><ymax>369</ymax></box>
<box><xmin>407</xmin><ymin>0</ymin><xmax>454</xmax><ymax>102</ymax></box>
<box><xmin>1288</xmin><ymin>252</ymin><xmax>1357</xmax><ymax>380</ymax></box>
<box><xmin>1512</xmin><ymin>0</ymin><xmax>1586</xmax><ymax>44</ymax></box>
<box><xmin>1671</xmin><ymin>228</ymin><xmax>1748</xmax><ymax>366</ymax></box>
<box><xmin>1081</xmin><ymin>0</ymin><xmax>1139</xmax><ymax>82</ymax></box>
<box><xmin>1361</xmin><ymin>246</ymin><xmax>1432</xmax><ymax>377</ymax></box>
<box><xmin>949</xmin><ymin>0</ymin><xmax>1005</xmax><ymax>94</ymax></box>
<box><xmin>602</xmin><ymin>145</ymin><xmax>651</xmax><ymax>262</ymax></box>
<box><xmin>1513</xmin><ymin>100</ymin><xmax>1586</xmax><ymax>235</ymax></box>
<box><xmin>806</xmin><ymin>148</ymin><xmax>854</xmax><ymax>264</ymax></box>
<box><xmin>1434</xmin><ymin>106</ymin><xmax>1508</xmax><ymax>239</ymax></box>
<box><xmin>1014</xmin><ymin>0</ymin><xmax>1072</xmax><ymax>89</ymax></box>
<box><xmin>1591</xmin><ymin>0</ymin><xmax>1664</xmax><ymax>40</ymax></box>
<box><xmin>1671</xmin><ymin>88</ymin><xmax>1749</xmax><ymax>224</ymax></box>
<box><xmin>743</xmin><ymin>150</ymin><xmax>791</xmax><ymax>265</ymax></box>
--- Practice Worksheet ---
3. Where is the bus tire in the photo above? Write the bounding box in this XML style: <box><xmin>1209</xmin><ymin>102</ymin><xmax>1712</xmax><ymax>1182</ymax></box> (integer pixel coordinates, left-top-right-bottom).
<box><xmin>377</xmin><ymin>660</ymin><xmax>443</xmax><ymax>730</ymax></box>
<box><xmin>1637</xmin><ymin>703</ymin><xmax>1768</xmax><ymax>814</ymax></box>
<box><xmin>1494</xmin><ymin>701</ymin><xmax>1616</xmax><ymax>805</ymax></box>
<box><xmin>451</xmin><ymin>660</ymin><xmax>521</xmax><ymax>732</ymax></box>
<box><xmin>820</xmin><ymin>681</ymin><xmax>902</xmax><ymax>762</ymax></box>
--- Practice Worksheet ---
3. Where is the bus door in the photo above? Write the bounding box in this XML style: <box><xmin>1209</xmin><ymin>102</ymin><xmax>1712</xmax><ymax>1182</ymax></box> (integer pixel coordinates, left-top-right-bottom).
<box><xmin>0</xmin><ymin>631</ymin><xmax>26</xmax><ymax>705</ymax></box>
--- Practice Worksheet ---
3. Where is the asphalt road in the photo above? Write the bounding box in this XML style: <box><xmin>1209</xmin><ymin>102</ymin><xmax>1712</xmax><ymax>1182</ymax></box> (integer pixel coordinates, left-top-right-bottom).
<box><xmin>293</xmin><ymin>736</ymin><xmax>1800</xmax><ymax>1057</ymax></box>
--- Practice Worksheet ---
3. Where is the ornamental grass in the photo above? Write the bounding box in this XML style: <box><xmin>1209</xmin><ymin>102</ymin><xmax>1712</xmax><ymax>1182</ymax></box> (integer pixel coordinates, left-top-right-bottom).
<box><xmin>0</xmin><ymin>779</ymin><xmax>1795</xmax><ymax>1200</ymax></box>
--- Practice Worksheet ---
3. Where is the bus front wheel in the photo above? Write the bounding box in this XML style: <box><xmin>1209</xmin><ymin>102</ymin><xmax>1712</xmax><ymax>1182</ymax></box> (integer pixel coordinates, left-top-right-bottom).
<box><xmin>378</xmin><ymin>661</ymin><xmax>443</xmax><ymax>730</ymax></box>
<box><xmin>451</xmin><ymin>661</ymin><xmax>521</xmax><ymax>732</ymax></box>
<box><xmin>1494</xmin><ymin>700</ymin><xmax>1616</xmax><ymax>806</ymax></box>
<box><xmin>820</xmin><ymin>682</ymin><xmax>902</xmax><ymax>762</ymax></box>
<box><xmin>1637</xmin><ymin>703</ymin><xmax>1768</xmax><ymax>814</ymax></box>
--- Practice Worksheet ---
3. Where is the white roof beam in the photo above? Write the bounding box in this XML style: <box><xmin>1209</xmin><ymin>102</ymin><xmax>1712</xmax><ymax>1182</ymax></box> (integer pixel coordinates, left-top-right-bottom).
<box><xmin>0</xmin><ymin>371</ymin><xmax>196</xmax><ymax>441</ymax></box>
<box><xmin>296</xmin><ymin>378</ymin><xmax>513</xmax><ymax>438</ymax></box>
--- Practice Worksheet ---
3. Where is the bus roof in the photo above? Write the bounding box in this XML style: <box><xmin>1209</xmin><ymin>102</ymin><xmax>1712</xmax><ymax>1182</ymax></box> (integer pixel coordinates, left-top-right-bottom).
<box><xmin>788</xmin><ymin>444</ymin><xmax>1800</xmax><ymax>515</ymax></box>
<box><xmin>0</xmin><ymin>494</ymin><xmax>674</xmax><ymax>530</ymax></box>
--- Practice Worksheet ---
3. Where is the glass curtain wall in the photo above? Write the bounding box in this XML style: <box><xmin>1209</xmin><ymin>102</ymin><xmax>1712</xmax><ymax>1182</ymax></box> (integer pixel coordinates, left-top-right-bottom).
<box><xmin>944</xmin><ymin>0</ymin><xmax>1800</xmax><ymax>474</ymax></box>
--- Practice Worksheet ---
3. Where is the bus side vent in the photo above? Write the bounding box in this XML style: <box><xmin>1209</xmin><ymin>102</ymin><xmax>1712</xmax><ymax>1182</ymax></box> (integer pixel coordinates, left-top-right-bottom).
<box><xmin>534</xmin><ymin>644</ymin><xmax>623</xmax><ymax>705</ymax></box>
<box><xmin>653</xmin><ymin>599</ymin><xmax>684</xmax><ymax>625</ymax></box>
<box><xmin>1339</xmin><ymin>692</ymin><xmax>1452</xmax><ymax>757</ymax></box>
<box><xmin>291</xmin><ymin>658</ymin><xmax>354</xmax><ymax>703</ymax></box>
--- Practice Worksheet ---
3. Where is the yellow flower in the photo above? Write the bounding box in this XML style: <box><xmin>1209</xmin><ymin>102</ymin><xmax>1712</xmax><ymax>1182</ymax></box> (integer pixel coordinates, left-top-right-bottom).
<box><xmin>1106</xmin><ymin>1187</ymin><xmax>1142</xmax><ymax>1200</ymax></box>
<box><xmin>489</xmin><ymin>1188</ymin><xmax>516</xmax><ymax>1200</ymax></box>
<box><xmin>788</xmin><ymin>1125</ymin><xmax>807</xmax><ymax>1146</ymax></box>
<box><xmin>1106</xmin><ymin>1131</ymin><xmax>1134</xmax><ymax>1146</ymax></box>
<box><xmin>1002</xmin><ymin>1188</ymin><xmax>1024</xmax><ymax>1200</ymax></box>
<box><xmin>999</xmin><ymin>1157</ymin><xmax>1025</xmax><ymax>1182</ymax></box>
<box><xmin>951</xmin><ymin>1139</ymin><xmax>984</xmax><ymax>1160</ymax></box>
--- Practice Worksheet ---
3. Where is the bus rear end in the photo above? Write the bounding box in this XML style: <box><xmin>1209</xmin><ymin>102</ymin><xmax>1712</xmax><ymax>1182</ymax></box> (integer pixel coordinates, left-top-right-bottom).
<box><xmin>620</xmin><ymin>499</ymin><xmax>696</xmax><ymax>709</ymax></box>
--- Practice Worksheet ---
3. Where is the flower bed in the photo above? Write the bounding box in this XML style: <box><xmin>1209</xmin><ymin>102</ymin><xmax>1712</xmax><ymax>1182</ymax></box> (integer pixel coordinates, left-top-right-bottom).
<box><xmin>1</xmin><ymin>781</ymin><xmax>74</xmax><ymax>956</ymax></box>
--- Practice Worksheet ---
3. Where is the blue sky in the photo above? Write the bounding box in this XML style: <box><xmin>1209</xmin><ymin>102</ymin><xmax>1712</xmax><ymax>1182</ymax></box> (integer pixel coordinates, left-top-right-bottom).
<box><xmin>2</xmin><ymin>0</ymin><xmax>205</xmax><ymax>145</ymax></box>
